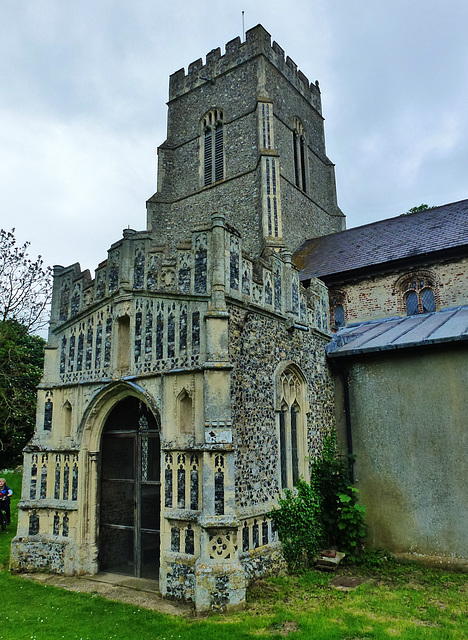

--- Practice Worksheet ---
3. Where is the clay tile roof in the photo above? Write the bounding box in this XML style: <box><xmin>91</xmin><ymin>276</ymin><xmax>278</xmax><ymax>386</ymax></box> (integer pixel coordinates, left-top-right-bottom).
<box><xmin>293</xmin><ymin>199</ymin><xmax>468</xmax><ymax>282</ymax></box>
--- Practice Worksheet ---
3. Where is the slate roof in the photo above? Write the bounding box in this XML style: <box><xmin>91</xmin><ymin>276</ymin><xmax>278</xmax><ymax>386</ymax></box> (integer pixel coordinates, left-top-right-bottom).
<box><xmin>293</xmin><ymin>199</ymin><xmax>468</xmax><ymax>282</ymax></box>
<box><xmin>326</xmin><ymin>305</ymin><xmax>468</xmax><ymax>358</ymax></box>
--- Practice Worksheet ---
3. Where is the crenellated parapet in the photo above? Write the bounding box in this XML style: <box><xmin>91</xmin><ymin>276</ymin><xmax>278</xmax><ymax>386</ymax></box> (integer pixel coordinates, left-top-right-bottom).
<box><xmin>48</xmin><ymin>245</ymin><xmax>212</xmax><ymax>385</ymax></box>
<box><xmin>225</xmin><ymin>226</ymin><xmax>329</xmax><ymax>335</ymax></box>
<box><xmin>169</xmin><ymin>24</ymin><xmax>322</xmax><ymax>114</ymax></box>
<box><xmin>49</xmin><ymin>227</ymin><xmax>212</xmax><ymax>334</ymax></box>
<box><xmin>47</xmin><ymin>216</ymin><xmax>329</xmax><ymax>388</ymax></box>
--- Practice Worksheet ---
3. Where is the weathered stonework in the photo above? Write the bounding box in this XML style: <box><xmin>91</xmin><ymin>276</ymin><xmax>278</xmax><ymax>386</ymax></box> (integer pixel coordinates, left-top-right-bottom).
<box><xmin>11</xmin><ymin>26</ymin><xmax>339</xmax><ymax>612</ymax></box>
<box><xmin>11</xmin><ymin>539</ymin><xmax>73</xmax><ymax>573</ymax></box>
<box><xmin>147</xmin><ymin>24</ymin><xmax>344</xmax><ymax>258</ymax></box>
<box><xmin>241</xmin><ymin>543</ymin><xmax>288</xmax><ymax>583</ymax></box>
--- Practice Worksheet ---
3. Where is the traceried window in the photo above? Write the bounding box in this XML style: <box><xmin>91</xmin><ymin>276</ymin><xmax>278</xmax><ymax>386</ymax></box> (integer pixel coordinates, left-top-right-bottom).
<box><xmin>277</xmin><ymin>367</ymin><xmax>307</xmax><ymax>489</ymax></box>
<box><xmin>202</xmin><ymin>109</ymin><xmax>224</xmax><ymax>186</ymax></box>
<box><xmin>292</xmin><ymin>119</ymin><xmax>307</xmax><ymax>193</ymax></box>
<box><xmin>400</xmin><ymin>275</ymin><xmax>437</xmax><ymax>316</ymax></box>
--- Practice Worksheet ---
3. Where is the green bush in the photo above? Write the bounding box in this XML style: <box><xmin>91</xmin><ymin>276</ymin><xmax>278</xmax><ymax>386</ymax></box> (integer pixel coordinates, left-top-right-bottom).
<box><xmin>270</xmin><ymin>479</ymin><xmax>323</xmax><ymax>570</ymax></box>
<box><xmin>271</xmin><ymin>433</ymin><xmax>367</xmax><ymax>569</ymax></box>
<box><xmin>310</xmin><ymin>433</ymin><xmax>367</xmax><ymax>561</ymax></box>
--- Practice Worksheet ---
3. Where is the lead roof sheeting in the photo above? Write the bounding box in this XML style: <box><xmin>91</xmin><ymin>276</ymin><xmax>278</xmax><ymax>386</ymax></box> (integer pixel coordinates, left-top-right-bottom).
<box><xmin>428</xmin><ymin>307</ymin><xmax>468</xmax><ymax>341</ymax></box>
<box><xmin>336</xmin><ymin>318</ymin><xmax>403</xmax><ymax>350</ymax></box>
<box><xmin>358</xmin><ymin>315</ymin><xmax>427</xmax><ymax>350</ymax></box>
<box><xmin>327</xmin><ymin>306</ymin><xmax>468</xmax><ymax>357</ymax></box>
<box><xmin>390</xmin><ymin>310</ymin><xmax>458</xmax><ymax>346</ymax></box>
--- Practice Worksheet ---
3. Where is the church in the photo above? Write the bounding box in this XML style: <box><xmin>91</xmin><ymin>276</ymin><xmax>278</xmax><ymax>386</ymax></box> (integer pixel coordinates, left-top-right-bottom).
<box><xmin>11</xmin><ymin>25</ymin><xmax>468</xmax><ymax>610</ymax></box>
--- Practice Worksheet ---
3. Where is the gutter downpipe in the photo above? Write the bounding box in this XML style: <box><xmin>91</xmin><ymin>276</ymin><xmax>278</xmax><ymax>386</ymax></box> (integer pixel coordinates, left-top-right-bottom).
<box><xmin>331</xmin><ymin>360</ymin><xmax>354</xmax><ymax>483</ymax></box>
<box><xmin>342</xmin><ymin>368</ymin><xmax>354</xmax><ymax>483</ymax></box>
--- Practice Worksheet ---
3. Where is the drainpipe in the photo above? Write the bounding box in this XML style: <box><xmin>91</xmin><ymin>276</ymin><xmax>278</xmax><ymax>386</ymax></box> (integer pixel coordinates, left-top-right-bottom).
<box><xmin>330</xmin><ymin>360</ymin><xmax>354</xmax><ymax>483</ymax></box>
<box><xmin>341</xmin><ymin>368</ymin><xmax>354</xmax><ymax>484</ymax></box>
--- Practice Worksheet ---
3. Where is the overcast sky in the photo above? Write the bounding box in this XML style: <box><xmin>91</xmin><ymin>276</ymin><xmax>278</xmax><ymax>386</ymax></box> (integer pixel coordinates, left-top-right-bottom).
<box><xmin>1</xmin><ymin>0</ymin><xmax>467</xmax><ymax>274</ymax></box>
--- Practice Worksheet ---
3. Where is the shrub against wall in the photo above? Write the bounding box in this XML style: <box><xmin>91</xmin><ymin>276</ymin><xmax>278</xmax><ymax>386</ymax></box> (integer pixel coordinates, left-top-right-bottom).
<box><xmin>270</xmin><ymin>479</ymin><xmax>324</xmax><ymax>571</ymax></box>
<box><xmin>271</xmin><ymin>433</ymin><xmax>367</xmax><ymax>570</ymax></box>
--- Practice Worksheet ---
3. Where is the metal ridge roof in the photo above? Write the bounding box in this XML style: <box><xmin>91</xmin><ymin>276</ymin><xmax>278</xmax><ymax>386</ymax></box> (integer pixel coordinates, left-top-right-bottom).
<box><xmin>326</xmin><ymin>305</ymin><xmax>468</xmax><ymax>358</ymax></box>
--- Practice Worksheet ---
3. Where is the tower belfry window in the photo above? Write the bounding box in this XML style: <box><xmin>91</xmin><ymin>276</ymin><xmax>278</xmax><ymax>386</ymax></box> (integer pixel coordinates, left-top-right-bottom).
<box><xmin>202</xmin><ymin>109</ymin><xmax>224</xmax><ymax>186</ymax></box>
<box><xmin>292</xmin><ymin>119</ymin><xmax>307</xmax><ymax>193</ymax></box>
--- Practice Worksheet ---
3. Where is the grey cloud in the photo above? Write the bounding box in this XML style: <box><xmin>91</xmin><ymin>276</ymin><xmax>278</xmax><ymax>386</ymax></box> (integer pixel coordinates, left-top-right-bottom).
<box><xmin>0</xmin><ymin>0</ymin><xmax>467</xmax><ymax>273</ymax></box>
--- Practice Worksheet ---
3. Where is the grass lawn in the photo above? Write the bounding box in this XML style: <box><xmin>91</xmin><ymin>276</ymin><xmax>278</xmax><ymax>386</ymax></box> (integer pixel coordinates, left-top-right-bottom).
<box><xmin>1</xmin><ymin>472</ymin><xmax>467</xmax><ymax>640</ymax></box>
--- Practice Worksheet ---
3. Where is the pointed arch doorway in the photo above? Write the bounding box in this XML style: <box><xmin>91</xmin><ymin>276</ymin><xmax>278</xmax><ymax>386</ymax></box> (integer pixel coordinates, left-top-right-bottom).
<box><xmin>99</xmin><ymin>396</ymin><xmax>161</xmax><ymax>579</ymax></box>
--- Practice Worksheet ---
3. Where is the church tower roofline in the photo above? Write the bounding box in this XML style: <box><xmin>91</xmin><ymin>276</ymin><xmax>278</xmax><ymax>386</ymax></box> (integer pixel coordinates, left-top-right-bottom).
<box><xmin>169</xmin><ymin>24</ymin><xmax>322</xmax><ymax>114</ymax></box>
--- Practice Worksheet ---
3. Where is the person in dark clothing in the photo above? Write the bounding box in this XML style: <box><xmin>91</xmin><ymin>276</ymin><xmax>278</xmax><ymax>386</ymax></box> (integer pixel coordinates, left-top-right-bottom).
<box><xmin>0</xmin><ymin>478</ymin><xmax>13</xmax><ymax>526</ymax></box>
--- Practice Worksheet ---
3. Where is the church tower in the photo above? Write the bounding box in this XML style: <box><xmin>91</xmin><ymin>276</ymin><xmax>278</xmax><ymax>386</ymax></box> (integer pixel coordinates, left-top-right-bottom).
<box><xmin>147</xmin><ymin>24</ymin><xmax>344</xmax><ymax>258</ymax></box>
<box><xmin>11</xmin><ymin>26</ymin><xmax>337</xmax><ymax>612</ymax></box>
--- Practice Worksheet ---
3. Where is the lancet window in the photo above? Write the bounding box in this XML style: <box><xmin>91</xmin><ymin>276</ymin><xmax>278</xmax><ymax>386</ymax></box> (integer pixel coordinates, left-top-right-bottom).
<box><xmin>292</xmin><ymin>119</ymin><xmax>307</xmax><ymax>193</ymax></box>
<box><xmin>329</xmin><ymin>290</ymin><xmax>347</xmax><ymax>329</ymax></box>
<box><xmin>202</xmin><ymin>109</ymin><xmax>224</xmax><ymax>186</ymax></box>
<box><xmin>277</xmin><ymin>367</ymin><xmax>307</xmax><ymax>489</ymax></box>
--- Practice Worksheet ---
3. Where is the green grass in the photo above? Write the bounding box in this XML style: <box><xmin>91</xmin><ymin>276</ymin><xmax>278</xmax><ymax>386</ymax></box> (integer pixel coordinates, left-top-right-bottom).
<box><xmin>0</xmin><ymin>571</ymin><xmax>264</xmax><ymax>640</ymax></box>
<box><xmin>0</xmin><ymin>560</ymin><xmax>466</xmax><ymax>640</ymax></box>
<box><xmin>244</xmin><ymin>562</ymin><xmax>468</xmax><ymax>640</ymax></box>
<box><xmin>1</xmin><ymin>475</ymin><xmax>467</xmax><ymax>639</ymax></box>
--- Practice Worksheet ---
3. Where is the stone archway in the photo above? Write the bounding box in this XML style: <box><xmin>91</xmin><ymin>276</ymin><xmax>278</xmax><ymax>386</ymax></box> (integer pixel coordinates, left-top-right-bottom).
<box><xmin>99</xmin><ymin>396</ymin><xmax>161</xmax><ymax>580</ymax></box>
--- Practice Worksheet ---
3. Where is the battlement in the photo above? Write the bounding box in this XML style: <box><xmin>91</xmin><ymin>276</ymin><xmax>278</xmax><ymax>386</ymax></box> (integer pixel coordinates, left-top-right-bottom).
<box><xmin>169</xmin><ymin>24</ymin><xmax>321</xmax><ymax>111</ymax></box>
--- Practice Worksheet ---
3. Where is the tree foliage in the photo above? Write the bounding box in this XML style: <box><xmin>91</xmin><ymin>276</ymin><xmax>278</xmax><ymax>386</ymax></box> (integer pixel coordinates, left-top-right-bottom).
<box><xmin>0</xmin><ymin>229</ymin><xmax>52</xmax><ymax>333</ymax></box>
<box><xmin>404</xmin><ymin>204</ymin><xmax>432</xmax><ymax>215</ymax></box>
<box><xmin>0</xmin><ymin>320</ymin><xmax>45</xmax><ymax>468</ymax></box>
